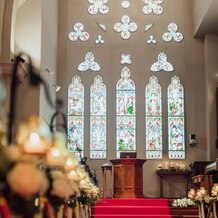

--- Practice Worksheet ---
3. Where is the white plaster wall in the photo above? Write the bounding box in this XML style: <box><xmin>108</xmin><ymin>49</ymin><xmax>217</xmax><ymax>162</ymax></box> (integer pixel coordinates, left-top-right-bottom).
<box><xmin>39</xmin><ymin>0</ymin><xmax>58</xmax><ymax>126</ymax></box>
<box><xmin>14</xmin><ymin>0</ymin><xmax>41</xmax><ymax>67</ymax></box>
<box><xmin>0</xmin><ymin>0</ymin><xmax>5</xmax><ymax>59</ymax></box>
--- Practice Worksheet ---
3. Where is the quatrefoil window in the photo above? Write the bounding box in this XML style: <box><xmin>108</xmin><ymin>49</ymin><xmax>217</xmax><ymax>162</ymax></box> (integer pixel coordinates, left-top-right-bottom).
<box><xmin>143</xmin><ymin>0</ymin><xmax>164</xmax><ymax>15</ymax></box>
<box><xmin>163</xmin><ymin>23</ymin><xmax>183</xmax><ymax>42</ymax></box>
<box><xmin>88</xmin><ymin>0</ymin><xmax>109</xmax><ymax>15</ymax></box>
<box><xmin>68</xmin><ymin>23</ymin><xmax>89</xmax><ymax>42</ymax></box>
<box><xmin>121</xmin><ymin>54</ymin><xmax>131</xmax><ymax>64</ymax></box>
<box><xmin>114</xmin><ymin>15</ymin><xmax>137</xmax><ymax>39</ymax></box>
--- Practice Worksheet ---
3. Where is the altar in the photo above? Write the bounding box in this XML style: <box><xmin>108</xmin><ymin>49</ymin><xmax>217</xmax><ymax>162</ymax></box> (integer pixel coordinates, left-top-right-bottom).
<box><xmin>110</xmin><ymin>158</ymin><xmax>146</xmax><ymax>198</ymax></box>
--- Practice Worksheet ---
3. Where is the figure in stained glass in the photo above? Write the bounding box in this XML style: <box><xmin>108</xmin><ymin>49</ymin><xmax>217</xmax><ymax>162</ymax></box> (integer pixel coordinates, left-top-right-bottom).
<box><xmin>68</xmin><ymin>76</ymin><xmax>84</xmax><ymax>157</ymax></box>
<box><xmin>116</xmin><ymin>67</ymin><xmax>136</xmax><ymax>158</ymax></box>
<box><xmin>145</xmin><ymin>76</ymin><xmax>162</xmax><ymax>159</ymax></box>
<box><xmin>90</xmin><ymin>75</ymin><xmax>106</xmax><ymax>159</ymax></box>
<box><xmin>168</xmin><ymin>76</ymin><xmax>185</xmax><ymax>159</ymax></box>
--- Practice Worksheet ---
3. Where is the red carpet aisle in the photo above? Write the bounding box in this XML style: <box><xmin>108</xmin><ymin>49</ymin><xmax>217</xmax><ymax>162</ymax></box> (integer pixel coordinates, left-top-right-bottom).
<box><xmin>93</xmin><ymin>198</ymin><xmax>173</xmax><ymax>218</ymax></box>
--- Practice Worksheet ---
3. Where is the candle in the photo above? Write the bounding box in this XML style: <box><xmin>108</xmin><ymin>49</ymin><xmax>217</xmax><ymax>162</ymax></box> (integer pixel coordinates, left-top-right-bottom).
<box><xmin>175</xmin><ymin>163</ymin><xmax>179</xmax><ymax>170</ymax></box>
<box><xmin>182</xmin><ymin>164</ymin><xmax>185</xmax><ymax>171</ymax></box>
<box><xmin>67</xmin><ymin>170</ymin><xmax>80</xmax><ymax>181</ymax></box>
<box><xmin>170</xmin><ymin>162</ymin><xmax>174</xmax><ymax>169</ymax></box>
<box><xmin>64</xmin><ymin>156</ymin><xmax>79</xmax><ymax>172</ymax></box>
<box><xmin>23</xmin><ymin>132</ymin><xmax>50</xmax><ymax>154</ymax></box>
<box><xmin>165</xmin><ymin>162</ymin><xmax>169</xmax><ymax>170</ymax></box>
<box><xmin>158</xmin><ymin>164</ymin><xmax>163</xmax><ymax>170</ymax></box>
<box><xmin>16</xmin><ymin>115</ymin><xmax>52</xmax><ymax>155</ymax></box>
<box><xmin>46</xmin><ymin>147</ymin><xmax>65</xmax><ymax>166</ymax></box>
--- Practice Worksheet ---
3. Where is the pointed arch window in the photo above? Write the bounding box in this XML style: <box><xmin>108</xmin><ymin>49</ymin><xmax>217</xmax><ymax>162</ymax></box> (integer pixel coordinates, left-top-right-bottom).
<box><xmin>90</xmin><ymin>75</ymin><xmax>107</xmax><ymax>159</ymax></box>
<box><xmin>145</xmin><ymin>76</ymin><xmax>162</xmax><ymax>159</ymax></box>
<box><xmin>68</xmin><ymin>75</ymin><xmax>84</xmax><ymax>157</ymax></box>
<box><xmin>168</xmin><ymin>76</ymin><xmax>185</xmax><ymax>159</ymax></box>
<box><xmin>116</xmin><ymin>66</ymin><xmax>136</xmax><ymax>158</ymax></box>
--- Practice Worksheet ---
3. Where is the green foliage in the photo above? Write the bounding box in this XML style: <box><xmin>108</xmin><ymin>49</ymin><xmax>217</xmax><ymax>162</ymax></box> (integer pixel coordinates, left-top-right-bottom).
<box><xmin>118</xmin><ymin>139</ymin><xmax>125</xmax><ymax>151</ymax></box>
<box><xmin>127</xmin><ymin>105</ymin><xmax>133</xmax><ymax>114</ymax></box>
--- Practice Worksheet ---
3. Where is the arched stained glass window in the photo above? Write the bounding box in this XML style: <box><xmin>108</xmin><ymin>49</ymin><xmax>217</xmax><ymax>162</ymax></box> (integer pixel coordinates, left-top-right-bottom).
<box><xmin>116</xmin><ymin>66</ymin><xmax>136</xmax><ymax>158</ymax></box>
<box><xmin>68</xmin><ymin>75</ymin><xmax>84</xmax><ymax>157</ymax></box>
<box><xmin>145</xmin><ymin>76</ymin><xmax>162</xmax><ymax>159</ymax></box>
<box><xmin>90</xmin><ymin>75</ymin><xmax>106</xmax><ymax>159</ymax></box>
<box><xmin>168</xmin><ymin>76</ymin><xmax>185</xmax><ymax>159</ymax></box>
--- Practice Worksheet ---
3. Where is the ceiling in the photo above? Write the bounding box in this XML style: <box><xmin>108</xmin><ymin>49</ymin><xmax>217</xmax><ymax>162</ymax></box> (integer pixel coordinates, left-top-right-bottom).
<box><xmin>195</xmin><ymin>0</ymin><xmax>218</xmax><ymax>38</ymax></box>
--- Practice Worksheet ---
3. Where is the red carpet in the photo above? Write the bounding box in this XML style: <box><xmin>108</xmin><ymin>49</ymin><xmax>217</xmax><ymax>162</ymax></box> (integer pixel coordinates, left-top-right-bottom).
<box><xmin>93</xmin><ymin>198</ymin><xmax>173</xmax><ymax>218</ymax></box>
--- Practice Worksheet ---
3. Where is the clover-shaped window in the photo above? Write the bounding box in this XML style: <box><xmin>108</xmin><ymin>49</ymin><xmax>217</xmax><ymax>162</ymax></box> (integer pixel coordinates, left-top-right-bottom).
<box><xmin>143</xmin><ymin>0</ymin><xmax>164</xmax><ymax>15</ymax></box>
<box><xmin>68</xmin><ymin>23</ymin><xmax>89</xmax><ymax>42</ymax></box>
<box><xmin>151</xmin><ymin>52</ymin><xmax>174</xmax><ymax>72</ymax></box>
<box><xmin>163</xmin><ymin>23</ymin><xmax>183</xmax><ymax>42</ymax></box>
<box><xmin>78</xmin><ymin>52</ymin><xmax>100</xmax><ymax>72</ymax></box>
<box><xmin>88</xmin><ymin>0</ymin><xmax>109</xmax><ymax>15</ymax></box>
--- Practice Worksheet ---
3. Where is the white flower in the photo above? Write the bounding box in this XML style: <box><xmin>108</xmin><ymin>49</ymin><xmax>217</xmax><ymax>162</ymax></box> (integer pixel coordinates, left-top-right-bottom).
<box><xmin>204</xmin><ymin>195</ymin><xmax>213</xmax><ymax>204</ymax></box>
<box><xmin>5</xmin><ymin>145</ymin><xmax>22</xmax><ymax>162</ymax></box>
<box><xmin>51</xmin><ymin>179</ymin><xmax>73</xmax><ymax>199</ymax></box>
<box><xmin>172</xmin><ymin>198</ymin><xmax>196</xmax><ymax>207</ymax></box>
<box><xmin>50</xmin><ymin>169</ymin><xmax>73</xmax><ymax>199</ymax></box>
<box><xmin>7</xmin><ymin>162</ymin><xmax>48</xmax><ymax>199</ymax></box>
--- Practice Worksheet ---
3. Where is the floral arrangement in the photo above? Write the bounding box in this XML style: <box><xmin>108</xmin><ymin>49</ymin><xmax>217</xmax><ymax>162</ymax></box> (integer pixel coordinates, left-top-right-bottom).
<box><xmin>172</xmin><ymin>197</ymin><xmax>196</xmax><ymax>207</ymax></box>
<box><xmin>187</xmin><ymin>186</ymin><xmax>218</xmax><ymax>218</ymax></box>
<box><xmin>0</xmin><ymin>56</ymin><xmax>101</xmax><ymax>218</ymax></box>
<box><xmin>187</xmin><ymin>187</ymin><xmax>216</xmax><ymax>204</ymax></box>
<box><xmin>0</xmin><ymin>115</ymin><xmax>101</xmax><ymax>218</ymax></box>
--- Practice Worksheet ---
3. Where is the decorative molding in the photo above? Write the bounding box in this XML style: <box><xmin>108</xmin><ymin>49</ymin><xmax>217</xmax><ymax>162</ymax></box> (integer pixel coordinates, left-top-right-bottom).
<box><xmin>97</xmin><ymin>22</ymin><xmax>107</xmax><ymax>32</ymax></box>
<box><xmin>145</xmin><ymin>23</ymin><xmax>153</xmax><ymax>32</ymax></box>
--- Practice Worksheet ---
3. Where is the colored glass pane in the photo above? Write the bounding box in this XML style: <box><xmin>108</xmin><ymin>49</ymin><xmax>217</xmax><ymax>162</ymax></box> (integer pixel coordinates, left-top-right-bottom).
<box><xmin>90</xmin><ymin>75</ymin><xmax>106</xmax><ymax>159</ymax></box>
<box><xmin>145</xmin><ymin>76</ymin><xmax>162</xmax><ymax>159</ymax></box>
<box><xmin>168</xmin><ymin>76</ymin><xmax>185</xmax><ymax>159</ymax></box>
<box><xmin>116</xmin><ymin>67</ymin><xmax>136</xmax><ymax>158</ymax></box>
<box><xmin>68</xmin><ymin>75</ymin><xmax>84</xmax><ymax>157</ymax></box>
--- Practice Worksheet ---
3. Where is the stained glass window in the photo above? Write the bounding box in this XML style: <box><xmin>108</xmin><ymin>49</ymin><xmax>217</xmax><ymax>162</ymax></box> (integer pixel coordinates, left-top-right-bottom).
<box><xmin>68</xmin><ymin>75</ymin><xmax>84</xmax><ymax>157</ymax></box>
<box><xmin>90</xmin><ymin>75</ymin><xmax>106</xmax><ymax>159</ymax></box>
<box><xmin>145</xmin><ymin>76</ymin><xmax>162</xmax><ymax>159</ymax></box>
<box><xmin>116</xmin><ymin>66</ymin><xmax>136</xmax><ymax>158</ymax></box>
<box><xmin>168</xmin><ymin>76</ymin><xmax>185</xmax><ymax>159</ymax></box>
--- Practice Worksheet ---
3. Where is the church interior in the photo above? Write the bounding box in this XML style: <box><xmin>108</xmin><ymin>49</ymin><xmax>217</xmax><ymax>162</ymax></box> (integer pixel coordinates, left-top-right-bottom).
<box><xmin>1</xmin><ymin>0</ymin><xmax>218</xmax><ymax>217</ymax></box>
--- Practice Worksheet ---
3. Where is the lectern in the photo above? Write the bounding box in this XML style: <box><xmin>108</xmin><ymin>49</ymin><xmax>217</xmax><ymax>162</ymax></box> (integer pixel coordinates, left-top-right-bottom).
<box><xmin>110</xmin><ymin>158</ymin><xmax>146</xmax><ymax>198</ymax></box>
